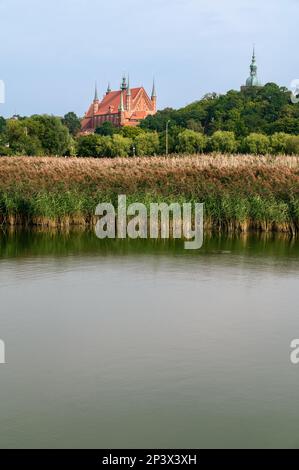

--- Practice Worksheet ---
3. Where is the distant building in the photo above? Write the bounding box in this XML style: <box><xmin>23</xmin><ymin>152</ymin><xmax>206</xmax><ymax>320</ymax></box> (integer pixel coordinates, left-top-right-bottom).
<box><xmin>241</xmin><ymin>47</ymin><xmax>263</xmax><ymax>91</ymax></box>
<box><xmin>81</xmin><ymin>76</ymin><xmax>157</xmax><ymax>133</ymax></box>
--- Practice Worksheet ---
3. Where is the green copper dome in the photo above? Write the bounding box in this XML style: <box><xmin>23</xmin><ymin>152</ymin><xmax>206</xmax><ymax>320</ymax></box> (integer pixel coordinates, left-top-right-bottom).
<box><xmin>245</xmin><ymin>47</ymin><xmax>262</xmax><ymax>88</ymax></box>
<box><xmin>246</xmin><ymin>75</ymin><xmax>261</xmax><ymax>87</ymax></box>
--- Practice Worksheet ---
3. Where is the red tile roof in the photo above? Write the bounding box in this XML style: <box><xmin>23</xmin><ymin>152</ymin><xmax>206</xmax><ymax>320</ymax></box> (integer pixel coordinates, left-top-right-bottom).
<box><xmin>93</xmin><ymin>87</ymin><xmax>150</xmax><ymax>116</ymax></box>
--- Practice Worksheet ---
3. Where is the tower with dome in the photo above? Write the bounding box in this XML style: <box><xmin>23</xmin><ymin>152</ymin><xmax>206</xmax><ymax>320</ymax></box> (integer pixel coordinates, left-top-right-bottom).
<box><xmin>241</xmin><ymin>47</ymin><xmax>263</xmax><ymax>91</ymax></box>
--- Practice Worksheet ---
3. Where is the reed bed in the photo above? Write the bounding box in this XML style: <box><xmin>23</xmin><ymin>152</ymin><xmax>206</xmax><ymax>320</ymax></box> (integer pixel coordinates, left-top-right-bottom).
<box><xmin>0</xmin><ymin>154</ymin><xmax>298</xmax><ymax>233</ymax></box>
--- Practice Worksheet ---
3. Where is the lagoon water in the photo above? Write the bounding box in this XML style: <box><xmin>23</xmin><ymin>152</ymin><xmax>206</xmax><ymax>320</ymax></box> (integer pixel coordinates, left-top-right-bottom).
<box><xmin>0</xmin><ymin>230</ymin><xmax>299</xmax><ymax>449</ymax></box>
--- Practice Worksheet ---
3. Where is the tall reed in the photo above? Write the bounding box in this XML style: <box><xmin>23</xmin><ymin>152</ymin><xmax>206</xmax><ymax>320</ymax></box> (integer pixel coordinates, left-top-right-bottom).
<box><xmin>0</xmin><ymin>155</ymin><xmax>298</xmax><ymax>233</ymax></box>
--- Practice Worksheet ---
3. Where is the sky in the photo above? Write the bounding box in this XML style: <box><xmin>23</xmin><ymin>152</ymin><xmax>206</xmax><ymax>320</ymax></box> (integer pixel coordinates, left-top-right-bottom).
<box><xmin>0</xmin><ymin>0</ymin><xmax>298</xmax><ymax>117</ymax></box>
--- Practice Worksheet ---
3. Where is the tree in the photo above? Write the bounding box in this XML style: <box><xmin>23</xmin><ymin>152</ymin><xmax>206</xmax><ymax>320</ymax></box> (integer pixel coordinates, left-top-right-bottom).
<box><xmin>270</xmin><ymin>133</ymin><xmax>292</xmax><ymax>155</ymax></box>
<box><xmin>63</xmin><ymin>112</ymin><xmax>81</xmax><ymax>136</ymax></box>
<box><xmin>0</xmin><ymin>116</ymin><xmax>6</xmax><ymax>134</ymax></box>
<box><xmin>30</xmin><ymin>115</ymin><xmax>71</xmax><ymax>155</ymax></box>
<box><xmin>95</xmin><ymin>121</ymin><xmax>117</xmax><ymax>136</ymax></box>
<box><xmin>185</xmin><ymin>119</ymin><xmax>204</xmax><ymax>133</ymax></box>
<box><xmin>286</xmin><ymin>136</ymin><xmax>299</xmax><ymax>155</ymax></box>
<box><xmin>176</xmin><ymin>129</ymin><xmax>207</xmax><ymax>154</ymax></box>
<box><xmin>77</xmin><ymin>135</ymin><xmax>100</xmax><ymax>157</ymax></box>
<box><xmin>109</xmin><ymin>134</ymin><xmax>132</xmax><ymax>157</ymax></box>
<box><xmin>134</xmin><ymin>132</ymin><xmax>160</xmax><ymax>156</ymax></box>
<box><xmin>242</xmin><ymin>133</ymin><xmax>270</xmax><ymax>155</ymax></box>
<box><xmin>95</xmin><ymin>135</ymin><xmax>114</xmax><ymax>157</ymax></box>
<box><xmin>4</xmin><ymin>119</ymin><xmax>43</xmax><ymax>155</ymax></box>
<box><xmin>120</xmin><ymin>126</ymin><xmax>144</xmax><ymax>138</ymax></box>
<box><xmin>209</xmin><ymin>131</ymin><xmax>237</xmax><ymax>153</ymax></box>
<box><xmin>140</xmin><ymin>108</ymin><xmax>177</xmax><ymax>132</ymax></box>
<box><xmin>140</xmin><ymin>83</ymin><xmax>299</xmax><ymax>138</ymax></box>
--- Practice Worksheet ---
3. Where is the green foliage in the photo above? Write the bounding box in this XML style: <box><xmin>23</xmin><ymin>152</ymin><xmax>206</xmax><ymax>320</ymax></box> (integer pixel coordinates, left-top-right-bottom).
<box><xmin>0</xmin><ymin>116</ymin><xmax>6</xmax><ymax>134</ymax></box>
<box><xmin>30</xmin><ymin>115</ymin><xmax>71</xmax><ymax>155</ymax></box>
<box><xmin>109</xmin><ymin>134</ymin><xmax>132</xmax><ymax>157</ymax></box>
<box><xmin>3</xmin><ymin>119</ymin><xmax>42</xmax><ymax>155</ymax></box>
<box><xmin>209</xmin><ymin>131</ymin><xmax>237</xmax><ymax>153</ymax></box>
<box><xmin>2</xmin><ymin>82</ymin><xmax>299</xmax><ymax>157</ymax></box>
<box><xmin>141</xmin><ymin>83</ymin><xmax>299</xmax><ymax>138</ymax></box>
<box><xmin>77</xmin><ymin>134</ymin><xmax>133</xmax><ymax>157</ymax></box>
<box><xmin>95</xmin><ymin>121</ymin><xmax>118</xmax><ymax>136</ymax></box>
<box><xmin>185</xmin><ymin>118</ymin><xmax>204</xmax><ymax>133</ymax></box>
<box><xmin>140</xmin><ymin>108</ymin><xmax>176</xmax><ymax>132</ymax></box>
<box><xmin>134</xmin><ymin>132</ymin><xmax>160</xmax><ymax>156</ymax></box>
<box><xmin>176</xmin><ymin>129</ymin><xmax>207</xmax><ymax>154</ymax></box>
<box><xmin>62</xmin><ymin>112</ymin><xmax>81</xmax><ymax>136</ymax></box>
<box><xmin>1</xmin><ymin>115</ymin><xmax>72</xmax><ymax>156</ymax></box>
<box><xmin>77</xmin><ymin>134</ymin><xmax>101</xmax><ymax>157</ymax></box>
<box><xmin>286</xmin><ymin>136</ymin><xmax>299</xmax><ymax>155</ymax></box>
<box><xmin>242</xmin><ymin>133</ymin><xmax>271</xmax><ymax>155</ymax></box>
<box><xmin>270</xmin><ymin>133</ymin><xmax>292</xmax><ymax>155</ymax></box>
<box><xmin>119</xmin><ymin>126</ymin><xmax>144</xmax><ymax>138</ymax></box>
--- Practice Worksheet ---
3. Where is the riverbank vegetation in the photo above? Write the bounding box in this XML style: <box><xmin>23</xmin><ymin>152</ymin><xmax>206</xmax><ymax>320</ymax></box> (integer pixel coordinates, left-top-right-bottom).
<box><xmin>0</xmin><ymin>155</ymin><xmax>298</xmax><ymax>233</ymax></box>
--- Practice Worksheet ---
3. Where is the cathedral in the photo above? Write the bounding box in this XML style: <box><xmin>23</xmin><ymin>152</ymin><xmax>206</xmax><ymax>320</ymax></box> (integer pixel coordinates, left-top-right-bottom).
<box><xmin>81</xmin><ymin>77</ymin><xmax>157</xmax><ymax>133</ymax></box>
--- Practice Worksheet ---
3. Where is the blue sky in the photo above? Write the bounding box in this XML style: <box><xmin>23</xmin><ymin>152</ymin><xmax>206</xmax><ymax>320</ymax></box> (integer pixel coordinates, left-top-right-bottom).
<box><xmin>0</xmin><ymin>0</ymin><xmax>297</xmax><ymax>117</ymax></box>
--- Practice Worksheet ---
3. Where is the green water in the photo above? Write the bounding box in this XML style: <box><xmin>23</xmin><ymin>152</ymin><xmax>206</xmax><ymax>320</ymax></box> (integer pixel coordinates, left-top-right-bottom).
<box><xmin>0</xmin><ymin>230</ymin><xmax>299</xmax><ymax>449</ymax></box>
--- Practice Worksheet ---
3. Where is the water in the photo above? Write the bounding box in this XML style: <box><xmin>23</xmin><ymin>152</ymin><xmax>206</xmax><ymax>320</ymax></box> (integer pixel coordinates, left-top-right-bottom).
<box><xmin>0</xmin><ymin>230</ymin><xmax>299</xmax><ymax>449</ymax></box>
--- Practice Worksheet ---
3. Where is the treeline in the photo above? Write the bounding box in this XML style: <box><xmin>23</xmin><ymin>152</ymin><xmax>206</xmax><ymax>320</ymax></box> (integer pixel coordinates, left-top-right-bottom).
<box><xmin>78</xmin><ymin>128</ymin><xmax>299</xmax><ymax>157</ymax></box>
<box><xmin>1</xmin><ymin>82</ymin><xmax>299</xmax><ymax>157</ymax></box>
<box><xmin>0</xmin><ymin>112</ymin><xmax>80</xmax><ymax>156</ymax></box>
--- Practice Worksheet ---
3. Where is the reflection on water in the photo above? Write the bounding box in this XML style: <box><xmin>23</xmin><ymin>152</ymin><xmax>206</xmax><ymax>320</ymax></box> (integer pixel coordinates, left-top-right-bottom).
<box><xmin>0</xmin><ymin>229</ymin><xmax>299</xmax><ymax>449</ymax></box>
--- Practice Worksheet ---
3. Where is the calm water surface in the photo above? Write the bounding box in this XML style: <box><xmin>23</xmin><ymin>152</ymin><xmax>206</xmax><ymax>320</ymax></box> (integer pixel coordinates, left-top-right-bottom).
<box><xmin>0</xmin><ymin>231</ymin><xmax>299</xmax><ymax>449</ymax></box>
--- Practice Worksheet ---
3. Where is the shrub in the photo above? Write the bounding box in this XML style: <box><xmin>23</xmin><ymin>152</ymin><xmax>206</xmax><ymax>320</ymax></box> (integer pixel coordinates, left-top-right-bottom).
<box><xmin>109</xmin><ymin>134</ymin><xmax>132</xmax><ymax>157</ymax></box>
<box><xmin>77</xmin><ymin>135</ymin><xmax>100</xmax><ymax>157</ymax></box>
<box><xmin>242</xmin><ymin>133</ymin><xmax>270</xmax><ymax>155</ymax></box>
<box><xmin>176</xmin><ymin>129</ymin><xmax>207</xmax><ymax>154</ymax></box>
<box><xmin>134</xmin><ymin>132</ymin><xmax>160</xmax><ymax>156</ymax></box>
<box><xmin>209</xmin><ymin>131</ymin><xmax>237</xmax><ymax>153</ymax></box>
<box><xmin>30</xmin><ymin>115</ymin><xmax>71</xmax><ymax>155</ymax></box>
<box><xmin>120</xmin><ymin>127</ymin><xmax>145</xmax><ymax>139</ymax></box>
<box><xmin>286</xmin><ymin>136</ymin><xmax>299</xmax><ymax>155</ymax></box>
<box><xmin>270</xmin><ymin>132</ymin><xmax>292</xmax><ymax>155</ymax></box>
<box><xmin>95</xmin><ymin>121</ymin><xmax>118</xmax><ymax>136</ymax></box>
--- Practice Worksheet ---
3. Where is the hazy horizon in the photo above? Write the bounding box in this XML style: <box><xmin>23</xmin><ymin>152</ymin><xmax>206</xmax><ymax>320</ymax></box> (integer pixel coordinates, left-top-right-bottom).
<box><xmin>0</xmin><ymin>0</ymin><xmax>298</xmax><ymax>118</ymax></box>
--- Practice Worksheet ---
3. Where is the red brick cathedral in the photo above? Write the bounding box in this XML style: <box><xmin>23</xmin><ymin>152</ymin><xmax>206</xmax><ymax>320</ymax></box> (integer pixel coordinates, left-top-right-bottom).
<box><xmin>81</xmin><ymin>77</ymin><xmax>157</xmax><ymax>133</ymax></box>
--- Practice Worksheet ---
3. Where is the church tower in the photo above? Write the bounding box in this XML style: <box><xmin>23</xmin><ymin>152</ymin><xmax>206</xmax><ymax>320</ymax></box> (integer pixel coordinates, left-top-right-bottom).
<box><xmin>92</xmin><ymin>82</ymin><xmax>99</xmax><ymax>127</ymax></box>
<box><xmin>126</xmin><ymin>76</ymin><xmax>131</xmax><ymax>112</ymax></box>
<box><xmin>118</xmin><ymin>83</ymin><xmax>125</xmax><ymax>126</ymax></box>
<box><xmin>151</xmin><ymin>79</ymin><xmax>157</xmax><ymax>112</ymax></box>
<box><xmin>241</xmin><ymin>47</ymin><xmax>263</xmax><ymax>91</ymax></box>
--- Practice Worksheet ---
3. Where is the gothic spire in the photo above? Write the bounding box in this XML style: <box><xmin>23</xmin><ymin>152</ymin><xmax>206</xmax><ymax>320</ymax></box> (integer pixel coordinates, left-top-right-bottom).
<box><xmin>94</xmin><ymin>81</ymin><xmax>98</xmax><ymax>102</ymax></box>
<box><xmin>252</xmin><ymin>44</ymin><xmax>256</xmax><ymax>61</ymax></box>
<box><xmin>119</xmin><ymin>90</ymin><xmax>124</xmax><ymax>112</ymax></box>
<box><xmin>127</xmin><ymin>75</ymin><xmax>131</xmax><ymax>96</ymax></box>
<box><xmin>250</xmin><ymin>46</ymin><xmax>257</xmax><ymax>77</ymax></box>
<box><xmin>121</xmin><ymin>75</ymin><xmax>127</xmax><ymax>91</ymax></box>
<box><xmin>151</xmin><ymin>78</ymin><xmax>157</xmax><ymax>98</ymax></box>
<box><xmin>106</xmin><ymin>82</ymin><xmax>111</xmax><ymax>94</ymax></box>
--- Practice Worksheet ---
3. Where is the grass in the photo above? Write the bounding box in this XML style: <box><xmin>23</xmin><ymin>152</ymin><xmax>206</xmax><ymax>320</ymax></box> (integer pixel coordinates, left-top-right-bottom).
<box><xmin>0</xmin><ymin>154</ymin><xmax>298</xmax><ymax>233</ymax></box>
